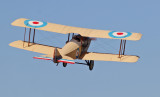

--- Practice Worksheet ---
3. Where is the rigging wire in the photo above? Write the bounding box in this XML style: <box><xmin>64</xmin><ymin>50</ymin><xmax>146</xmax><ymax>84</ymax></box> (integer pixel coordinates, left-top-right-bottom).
<box><xmin>36</xmin><ymin>31</ymin><xmax>58</xmax><ymax>42</ymax></box>
<box><xmin>89</xmin><ymin>39</ymin><xmax>119</xmax><ymax>54</ymax></box>
<box><xmin>35</xmin><ymin>31</ymin><xmax>66</xmax><ymax>47</ymax></box>
<box><xmin>34</xmin><ymin>30</ymin><xmax>121</xmax><ymax>54</ymax></box>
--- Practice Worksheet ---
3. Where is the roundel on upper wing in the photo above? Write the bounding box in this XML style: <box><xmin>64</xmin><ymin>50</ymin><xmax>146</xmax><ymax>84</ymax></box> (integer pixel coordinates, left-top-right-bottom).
<box><xmin>108</xmin><ymin>31</ymin><xmax>132</xmax><ymax>38</ymax></box>
<box><xmin>24</xmin><ymin>20</ymin><xmax>47</xmax><ymax>28</ymax></box>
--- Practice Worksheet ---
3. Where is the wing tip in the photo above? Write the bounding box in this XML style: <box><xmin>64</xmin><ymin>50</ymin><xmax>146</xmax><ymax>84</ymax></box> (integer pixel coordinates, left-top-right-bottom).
<box><xmin>9</xmin><ymin>40</ymin><xmax>21</xmax><ymax>47</ymax></box>
<box><xmin>123</xmin><ymin>32</ymin><xmax>142</xmax><ymax>41</ymax></box>
<box><xmin>11</xmin><ymin>18</ymin><xmax>27</xmax><ymax>26</ymax></box>
<box><xmin>135</xmin><ymin>33</ymin><xmax>142</xmax><ymax>41</ymax></box>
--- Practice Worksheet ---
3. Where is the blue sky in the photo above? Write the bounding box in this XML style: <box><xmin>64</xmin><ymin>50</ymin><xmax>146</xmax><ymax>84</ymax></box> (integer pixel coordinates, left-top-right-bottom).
<box><xmin>0</xmin><ymin>0</ymin><xmax>160</xmax><ymax>97</ymax></box>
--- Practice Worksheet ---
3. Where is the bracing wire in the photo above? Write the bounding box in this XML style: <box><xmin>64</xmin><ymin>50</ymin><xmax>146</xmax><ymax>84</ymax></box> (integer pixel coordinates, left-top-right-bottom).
<box><xmin>89</xmin><ymin>38</ymin><xmax>119</xmax><ymax>54</ymax></box>
<box><xmin>35</xmin><ymin>30</ymin><xmax>120</xmax><ymax>54</ymax></box>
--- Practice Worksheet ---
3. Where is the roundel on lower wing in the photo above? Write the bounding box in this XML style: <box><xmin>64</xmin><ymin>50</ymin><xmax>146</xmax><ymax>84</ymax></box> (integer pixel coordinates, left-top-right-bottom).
<box><xmin>108</xmin><ymin>31</ymin><xmax>132</xmax><ymax>38</ymax></box>
<box><xmin>24</xmin><ymin>20</ymin><xmax>47</xmax><ymax>28</ymax></box>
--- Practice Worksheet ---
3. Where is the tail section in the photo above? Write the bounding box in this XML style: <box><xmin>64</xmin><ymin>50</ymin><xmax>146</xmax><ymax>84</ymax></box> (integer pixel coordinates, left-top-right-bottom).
<box><xmin>33</xmin><ymin>56</ymin><xmax>52</xmax><ymax>60</ymax></box>
<box><xmin>58</xmin><ymin>59</ymin><xmax>75</xmax><ymax>64</ymax></box>
<box><xmin>34</xmin><ymin>48</ymin><xmax>75</xmax><ymax>64</ymax></box>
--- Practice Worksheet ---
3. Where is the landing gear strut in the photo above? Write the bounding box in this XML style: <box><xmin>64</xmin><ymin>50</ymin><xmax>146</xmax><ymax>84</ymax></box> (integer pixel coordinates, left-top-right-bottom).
<box><xmin>63</xmin><ymin>63</ymin><xmax>67</xmax><ymax>67</ymax></box>
<box><xmin>85</xmin><ymin>60</ymin><xmax>94</xmax><ymax>70</ymax></box>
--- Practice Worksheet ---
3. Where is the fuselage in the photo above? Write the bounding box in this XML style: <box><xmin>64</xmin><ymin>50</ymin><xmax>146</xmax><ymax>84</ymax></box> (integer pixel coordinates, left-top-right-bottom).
<box><xmin>60</xmin><ymin>34</ymin><xmax>91</xmax><ymax>59</ymax></box>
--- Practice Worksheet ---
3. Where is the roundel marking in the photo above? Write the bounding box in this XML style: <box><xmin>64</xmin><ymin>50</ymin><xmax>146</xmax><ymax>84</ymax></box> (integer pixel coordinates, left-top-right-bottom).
<box><xmin>33</xmin><ymin>21</ymin><xmax>39</xmax><ymax>24</ymax></box>
<box><xmin>108</xmin><ymin>31</ymin><xmax>132</xmax><ymax>38</ymax></box>
<box><xmin>24</xmin><ymin>20</ymin><xmax>47</xmax><ymax>28</ymax></box>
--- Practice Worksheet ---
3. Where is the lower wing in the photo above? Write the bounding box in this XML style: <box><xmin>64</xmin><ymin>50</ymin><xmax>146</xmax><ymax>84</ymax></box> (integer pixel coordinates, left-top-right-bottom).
<box><xmin>80</xmin><ymin>52</ymin><xmax>139</xmax><ymax>63</ymax></box>
<box><xmin>9</xmin><ymin>40</ymin><xmax>61</xmax><ymax>55</ymax></box>
<box><xmin>9</xmin><ymin>40</ymin><xmax>139</xmax><ymax>63</ymax></box>
<box><xmin>9</xmin><ymin>40</ymin><xmax>75</xmax><ymax>63</ymax></box>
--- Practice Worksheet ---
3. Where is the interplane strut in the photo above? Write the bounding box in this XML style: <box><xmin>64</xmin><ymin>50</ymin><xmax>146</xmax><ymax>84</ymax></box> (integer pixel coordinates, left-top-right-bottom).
<box><xmin>23</xmin><ymin>28</ymin><xmax>36</xmax><ymax>47</ymax></box>
<box><xmin>119</xmin><ymin>39</ymin><xmax>127</xmax><ymax>58</ymax></box>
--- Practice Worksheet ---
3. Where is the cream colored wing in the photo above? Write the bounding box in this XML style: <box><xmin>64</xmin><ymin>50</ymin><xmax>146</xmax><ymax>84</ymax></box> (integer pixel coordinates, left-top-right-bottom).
<box><xmin>9</xmin><ymin>40</ymin><xmax>74</xmax><ymax>60</ymax></box>
<box><xmin>80</xmin><ymin>52</ymin><xmax>139</xmax><ymax>63</ymax></box>
<box><xmin>9</xmin><ymin>40</ymin><xmax>61</xmax><ymax>55</ymax></box>
<box><xmin>11</xmin><ymin>18</ymin><xmax>142</xmax><ymax>41</ymax></box>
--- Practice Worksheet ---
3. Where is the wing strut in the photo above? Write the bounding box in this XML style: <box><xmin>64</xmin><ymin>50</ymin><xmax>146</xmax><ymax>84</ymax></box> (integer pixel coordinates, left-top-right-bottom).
<box><xmin>72</xmin><ymin>33</ymin><xmax>74</xmax><ymax>37</ymax></box>
<box><xmin>32</xmin><ymin>28</ymin><xmax>36</xmax><ymax>43</ymax></box>
<box><xmin>66</xmin><ymin>33</ymin><xmax>74</xmax><ymax>43</ymax></box>
<box><xmin>67</xmin><ymin>33</ymin><xmax>70</xmax><ymax>43</ymax></box>
<box><xmin>23</xmin><ymin>27</ymin><xmax>36</xmax><ymax>47</ymax></box>
<box><xmin>66</xmin><ymin>33</ymin><xmax>70</xmax><ymax>43</ymax></box>
<box><xmin>119</xmin><ymin>39</ymin><xmax>126</xmax><ymax>58</ymax></box>
<box><xmin>23</xmin><ymin>27</ymin><xmax>26</xmax><ymax>47</ymax></box>
<box><xmin>28</xmin><ymin>28</ymin><xmax>31</xmax><ymax>46</ymax></box>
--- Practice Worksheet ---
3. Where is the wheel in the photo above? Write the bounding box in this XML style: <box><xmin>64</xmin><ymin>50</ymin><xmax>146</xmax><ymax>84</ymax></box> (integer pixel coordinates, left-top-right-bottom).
<box><xmin>63</xmin><ymin>63</ymin><xmax>67</xmax><ymax>67</ymax></box>
<box><xmin>89</xmin><ymin>60</ymin><xmax>94</xmax><ymax>70</ymax></box>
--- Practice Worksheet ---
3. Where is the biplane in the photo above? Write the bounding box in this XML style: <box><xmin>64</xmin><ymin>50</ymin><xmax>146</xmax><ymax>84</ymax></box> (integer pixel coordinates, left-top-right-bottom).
<box><xmin>9</xmin><ymin>18</ymin><xmax>142</xmax><ymax>70</ymax></box>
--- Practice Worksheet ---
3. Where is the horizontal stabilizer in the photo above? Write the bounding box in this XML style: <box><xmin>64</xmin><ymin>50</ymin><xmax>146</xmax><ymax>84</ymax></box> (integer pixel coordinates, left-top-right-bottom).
<box><xmin>33</xmin><ymin>56</ymin><xmax>52</xmax><ymax>60</ymax></box>
<box><xmin>58</xmin><ymin>59</ymin><xmax>75</xmax><ymax>64</ymax></box>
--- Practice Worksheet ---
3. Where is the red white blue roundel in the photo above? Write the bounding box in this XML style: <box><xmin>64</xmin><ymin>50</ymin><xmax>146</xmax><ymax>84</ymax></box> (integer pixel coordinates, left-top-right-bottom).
<box><xmin>108</xmin><ymin>31</ymin><xmax>132</xmax><ymax>38</ymax></box>
<box><xmin>24</xmin><ymin>20</ymin><xmax>47</xmax><ymax>28</ymax></box>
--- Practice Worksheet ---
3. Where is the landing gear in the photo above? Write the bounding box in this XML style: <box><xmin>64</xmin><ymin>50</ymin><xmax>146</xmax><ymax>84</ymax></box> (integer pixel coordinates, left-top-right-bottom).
<box><xmin>89</xmin><ymin>60</ymin><xmax>94</xmax><ymax>70</ymax></box>
<box><xmin>63</xmin><ymin>63</ymin><xmax>67</xmax><ymax>67</ymax></box>
<box><xmin>85</xmin><ymin>60</ymin><xmax>94</xmax><ymax>71</ymax></box>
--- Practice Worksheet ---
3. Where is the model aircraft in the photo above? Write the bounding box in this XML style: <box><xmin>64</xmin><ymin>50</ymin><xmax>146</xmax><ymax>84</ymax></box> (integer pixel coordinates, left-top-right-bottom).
<box><xmin>9</xmin><ymin>18</ymin><xmax>142</xmax><ymax>70</ymax></box>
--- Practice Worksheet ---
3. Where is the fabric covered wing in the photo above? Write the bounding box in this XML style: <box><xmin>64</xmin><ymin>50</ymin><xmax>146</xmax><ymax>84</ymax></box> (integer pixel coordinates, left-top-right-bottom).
<box><xmin>80</xmin><ymin>52</ymin><xmax>139</xmax><ymax>63</ymax></box>
<box><xmin>11</xmin><ymin>18</ymin><xmax>142</xmax><ymax>41</ymax></box>
<box><xmin>9</xmin><ymin>40</ymin><xmax>61</xmax><ymax>55</ymax></box>
<box><xmin>9</xmin><ymin>40</ymin><xmax>74</xmax><ymax>61</ymax></box>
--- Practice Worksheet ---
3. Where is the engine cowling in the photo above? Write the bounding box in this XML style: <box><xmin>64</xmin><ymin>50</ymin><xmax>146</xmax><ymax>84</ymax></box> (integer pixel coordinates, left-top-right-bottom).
<box><xmin>60</xmin><ymin>39</ymin><xmax>81</xmax><ymax>56</ymax></box>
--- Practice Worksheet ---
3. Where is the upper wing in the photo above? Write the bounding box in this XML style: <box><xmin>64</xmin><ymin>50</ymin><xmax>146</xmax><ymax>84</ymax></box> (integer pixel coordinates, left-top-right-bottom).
<box><xmin>11</xmin><ymin>18</ymin><xmax>142</xmax><ymax>41</ymax></box>
<box><xmin>80</xmin><ymin>52</ymin><xmax>139</xmax><ymax>63</ymax></box>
